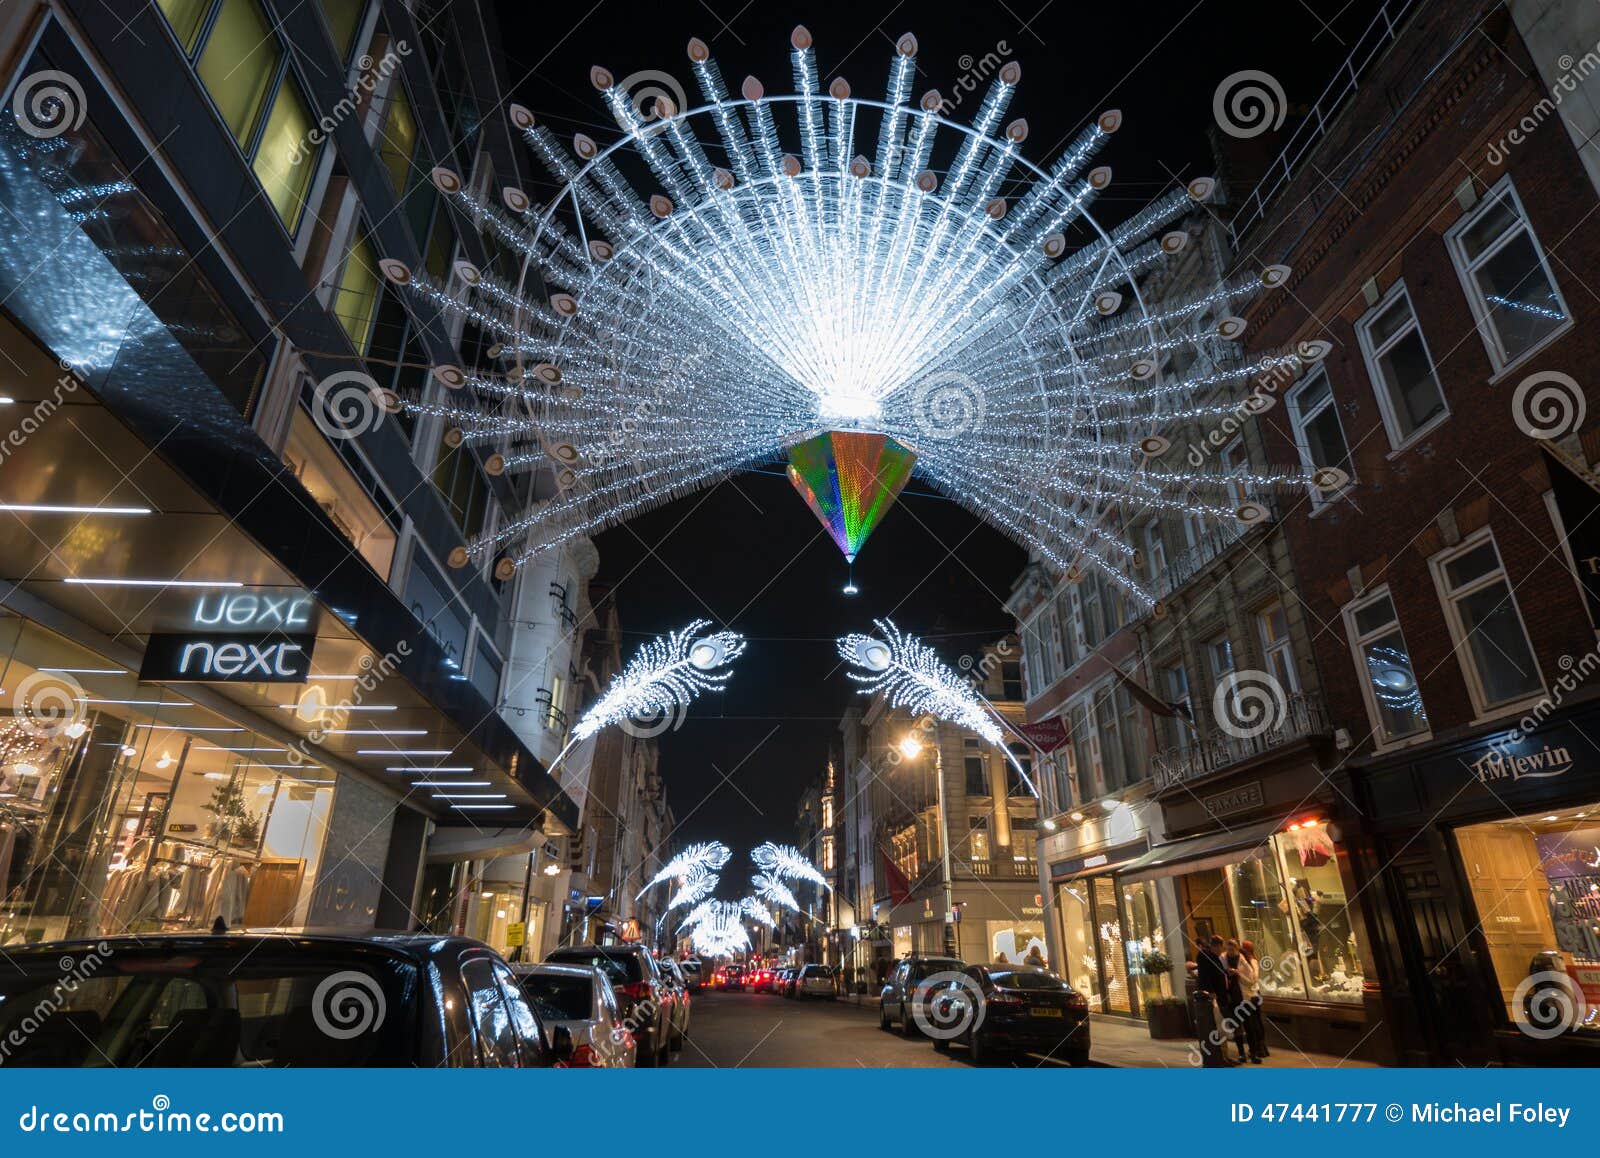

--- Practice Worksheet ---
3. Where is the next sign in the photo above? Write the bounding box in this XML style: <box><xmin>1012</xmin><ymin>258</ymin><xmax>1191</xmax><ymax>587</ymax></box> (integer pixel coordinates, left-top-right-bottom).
<box><xmin>140</xmin><ymin>633</ymin><xmax>316</xmax><ymax>684</ymax></box>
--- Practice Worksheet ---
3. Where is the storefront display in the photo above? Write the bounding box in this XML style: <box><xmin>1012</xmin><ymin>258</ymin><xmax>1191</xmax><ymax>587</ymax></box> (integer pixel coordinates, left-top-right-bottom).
<box><xmin>1455</xmin><ymin>806</ymin><xmax>1600</xmax><ymax>1030</ymax></box>
<box><xmin>986</xmin><ymin>918</ymin><xmax>1047</xmax><ymax>966</ymax></box>
<box><xmin>1056</xmin><ymin>872</ymin><xmax>1171</xmax><ymax>1015</ymax></box>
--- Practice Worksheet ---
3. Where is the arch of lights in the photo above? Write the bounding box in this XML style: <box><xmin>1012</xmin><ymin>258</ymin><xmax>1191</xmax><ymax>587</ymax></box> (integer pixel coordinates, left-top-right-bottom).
<box><xmin>378</xmin><ymin>27</ymin><xmax>1336</xmax><ymax>605</ymax></box>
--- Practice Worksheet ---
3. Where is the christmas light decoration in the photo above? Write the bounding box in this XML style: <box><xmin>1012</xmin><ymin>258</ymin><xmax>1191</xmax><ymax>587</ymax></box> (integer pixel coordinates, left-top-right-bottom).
<box><xmin>838</xmin><ymin>618</ymin><xmax>1038</xmax><ymax>796</ymax></box>
<box><xmin>637</xmin><ymin>840</ymin><xmax>732</xmax><ymax>897</ymax></box>
<box><xmin>680</xmin><ymin>899</ymin><xmax>753</xmax><ymax>958</ymax></box>
<box><xmin>740</xmin><ymin>896</ymin><xmax>776</xmax><ymax>928</ymax></box>
<box><xmin>787</xmin><ymin>430</ymin><xmax>916</xmax><ymax>563</ymax></box>
<box><xmin>752</xmin><ymin>841</ymin><xmax>830</xmax><ymax>891</ymax></box>
<box><xmin>752</xmin><ymin>872</ymin><xmax>800</xmax><ymax>913</ymax></box>
<box><xmin>663</xmin><ymin>868</ymin><xmax>718</xmax><ymax>915</ymax></box>
<box><xmin>378</xmin><ymin>28</ymin><xmax>1328</xmax><ymax>602</ymax></box>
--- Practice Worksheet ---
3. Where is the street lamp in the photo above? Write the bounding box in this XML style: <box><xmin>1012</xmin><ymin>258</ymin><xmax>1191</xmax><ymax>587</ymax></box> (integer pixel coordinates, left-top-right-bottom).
<box><xmin>898</xmin><ymin>721</ymin><xmax>957</xmax><ymax>960</ymax></box>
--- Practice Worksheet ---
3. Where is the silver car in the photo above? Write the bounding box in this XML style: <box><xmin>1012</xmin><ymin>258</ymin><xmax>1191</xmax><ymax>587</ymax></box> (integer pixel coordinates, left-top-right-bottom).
<box><xmin>796</xmin><ymin>963</ymin><xmax>837</xmax><ymax>999</ymax></box>
<box><xmin>512</xmin><ymin>963</ymin><xmax>638</xmax><ymax>1068</ymax></box>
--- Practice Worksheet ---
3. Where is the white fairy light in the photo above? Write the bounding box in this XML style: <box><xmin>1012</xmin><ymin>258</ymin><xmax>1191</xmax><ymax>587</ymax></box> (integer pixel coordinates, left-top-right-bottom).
<box><xmin>752</xmin><ymin>872</ymin><xmax>800</xmax><ymax>913</ymax></box>
<box><xmin>837</xmin><ymin>618</ymin><xmax>1039</xmax><ymax>797</ymax></box>
<box><xmin>680</xmin><ymin>899</ymin><xmax>753</xmax><ymax>958</ymax></box>
<box><xmin>638</xmin><ymin>840</ymin><xmax>732</xmax><ymax>897</ymax></box>
<box><xmin>664</xmin><ymin>868</ymin><xmax>718</xmax><ymax>914</ymax></box>
<box><xmin>379</xmin><ymin>28</ymin><xmax>1324</xmax><ymax>600</ymax></box>
<box><xmin>751</xmin><ymin>841</ymin><xmax>830</xmax><ymax>891</ymax></box>
<box><xmin>740</xmin><ymin>896</ymin><xmax>776</xmax><ymax>928</ymax></box>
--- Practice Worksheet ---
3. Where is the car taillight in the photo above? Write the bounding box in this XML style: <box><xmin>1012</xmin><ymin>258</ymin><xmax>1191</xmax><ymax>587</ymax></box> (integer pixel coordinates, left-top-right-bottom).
<box><xmin>568</xmin><ymin>1044</ymin><xmax>601</xmax><ymax>1068</ymax></box>
<box><xmin>616</xmin><ymin>981</ymin><xmax>652</xmax><ymax>1001</ymax></box>
<box><xmin>1066</xmin><ymin>992</ymin><xmax>1087</xmax><ymax>1008</ymax></box>
<box><xmin>987</xmin><ymin>990</ymin><xmax>1026</xmax><ymax>1006</ymax></box>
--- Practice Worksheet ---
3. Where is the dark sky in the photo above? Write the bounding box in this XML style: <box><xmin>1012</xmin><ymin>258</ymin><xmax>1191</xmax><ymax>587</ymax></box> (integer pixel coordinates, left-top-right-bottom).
<box><xmin>493</xmin><ymin>0</ymin><xmax>1389</xmax><ymax>858</ymax></box>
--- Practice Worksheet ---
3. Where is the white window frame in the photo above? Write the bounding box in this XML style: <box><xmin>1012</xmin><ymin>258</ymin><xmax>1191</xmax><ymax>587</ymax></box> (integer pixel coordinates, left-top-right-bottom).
<box><xmin>1355</xmin><ymin>280</ymin><xmax>1449</xmax><ymax>452</ymax></box>
<box><xmin>1256</xmin><ymin>600</ymin><xmax>1301</xmax><ymax>695</ymax></box>
<box><xmin>1285</xmin><ymin>366</ymin><xmax>1355</xmax><ymax>509</ymax></box>
<box><xmin>1341</xmin><ymin>585</ymin><xmax>1431</xmax><ymax>750</ymax></box>
<box><xmin>1445</xmin><ymin>175</ymin><xmax>1572</xmax><ymax>377</ymax></box>
<box><xmin>1427</xmin><ymin>528</ymin><xmax>1546</xmax><ymax>720</ymax></box>
<box><xmin>1142</xmin><ymin>519</ymin><xmax>1167</xmax><ymax>585</ymax></box>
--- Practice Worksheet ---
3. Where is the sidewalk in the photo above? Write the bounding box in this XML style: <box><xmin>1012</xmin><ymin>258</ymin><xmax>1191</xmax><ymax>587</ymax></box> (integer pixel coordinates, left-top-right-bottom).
<box><xmin>1088</xmin><ymin>1014</ymin><xmax>1378</xmax><ymax>1069</ymax></box>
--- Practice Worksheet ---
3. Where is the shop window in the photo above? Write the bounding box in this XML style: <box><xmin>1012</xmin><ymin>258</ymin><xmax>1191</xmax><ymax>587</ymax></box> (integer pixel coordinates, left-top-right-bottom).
<box><xmin>1123</xmin><ymin>879</ymin><xmax>1170</xmax><ymax>1007</ymax></box>
<box><xmin>963</xmin><ymin>738</ymin><xmax>989</xmax><ymax>797</ymax></box>
<box><xmin>282</xmin><ymin>408</ymin><xmax>398</xmax><ymax>578</ymax></box>
<box><xmin>1223</xmin><ymin>848</ymin><xmax>1307</xmax><ymax>1000</ymax></box>
<box><xmin>332</xmin><ymin>228</ymin><xmax>382</xmax><ymax>353</ymax></box>
<box><xmin>470</xmin><ymin>881</ymin><xmax>525</xmax><ymax>958</ymax></box>
<box><xmin>320</xmin><ymin>0</ymin><xmax>366</xmax><ymax>62</ymax></box>
<box><xmin>1356</xmin><ymin>282</ymin><xmax>1447</xmax><ymax>449</ymax></box>
<box><xmin>1455</xmin><ymin>807</ymin><xmax>1600</xmax><ymax>1034</ymax></box>
<box><xmin>1447</xmin><ymin>178</ymin><xmax>1570</xmax><ymax>371</ymax></box>
<box><xmin>1285</xmin><ymin>367</ymin><xmax>1354</xmax><ymax>506</ymax></box>
<box><xmin>157</xmin><ymin>0</ymin><xmax>319</xmax><ymax>232</ymax></box>
<box><xmin>1430</xmin><ymin>532</ymin><xmax>1543</xmax><ymax>714</ymax></box>
<box><xmin>1257</xmin><ymin>601</ymin><xmax>1300</xmax><ymax>695</ymax></box>
<box><xmin>1343</xmin><ymin>588</ymin><xmax>1429</xmax><ymax>743</ymax></box>
<box><xmin>1057</xmin><ymin>880</ymin><xmax>1101</xmax><ymax>1009</ymax></box>
<box><xmin>987</xmin><ymin>918</ymin><xmax>1048</xmax><ymax>969</ymax></box>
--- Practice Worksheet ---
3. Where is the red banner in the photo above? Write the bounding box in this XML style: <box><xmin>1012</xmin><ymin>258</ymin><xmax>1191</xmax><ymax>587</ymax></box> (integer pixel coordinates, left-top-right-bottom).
<box><xmin>1011</xmin><ymin>716</ymin><xmax>1070</xmax><ymax>753</ymax></box>
<box><xmin>878</xmin><ymin>846</ymin><xmax>911</xmax><ymax>906</ymax></box>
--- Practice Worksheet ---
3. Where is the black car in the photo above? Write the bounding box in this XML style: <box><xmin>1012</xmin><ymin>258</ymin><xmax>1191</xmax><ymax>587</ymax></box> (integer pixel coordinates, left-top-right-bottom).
<box><xmin>0</xmin><ymin>932</ymin><xmax>560</xmax><ymax>1067</ymax></box>
<box><xmin>546</xmin><ymin>943</ymin><xmax>675</xmax><ymax>1066</ymax></box>
<box><xmin>930</xmin><ymin>965</ymin><xmax>1091</xmax><ymax>1066</ymax></box>
<box><xmin>879</xmin><ymin>954</ymin><xmax>965</xmax><ymax>1036</ymax></box>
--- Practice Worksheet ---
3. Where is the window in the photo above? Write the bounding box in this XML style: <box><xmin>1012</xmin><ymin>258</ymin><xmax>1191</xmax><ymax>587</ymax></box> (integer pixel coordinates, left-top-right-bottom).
<box><xmin>968</xmin><ymin>817</ymin><xmax>990</xmax><ymax>862</ymax></box>
<box><xmin>1000</xmin><ymin>660</ymin><xmax>1023</xmax><ymax>701</ymax></box>
<box><xmin>1286</xmin><ymin>368</ymin><xmax>1353</xmax><ymax>504</ymax></box>
<box><xmin>1357</xmin><ymin>282</ymin><xmax>1447</xmax><ymax>448</ymax></box>
<box><xmin>1088</xmin><ymin>683</ymin><xmax>1141</xmax><ymax>791</ymax></box>
<box><xmin>433</xmin><ymin>435</ymin><xmax>491</xmax><ymax>538</ymax></box>
<box><xmin>1220</xmin><ymin>438</ymin><xmax>1250</xmax><ymax>515</ymax></box>
<box><xmin>377</xmin><ymin>80</ymin><xmax>419</xmax><ymax>195</ymax></box>
<box><xmin>1343</xmin><ymin>589</ymin><xmax>1429</xmax><ymax>743</ymax></box>
<box><xmin>1163</xmin><ymin>662</ymin><xmax>1192</xmax><ymax>751</ymax></box>
<box><xmin>1257</xmin><ymin>602</ymin><xmax>1300</xmax><ymax>694</ymax></box>
<box><xmin>1142</xmin><ymin>520</ymin><xmax>1167</xmax><ymax>585</ymax></box>
<box><xmin>1005</xmin><ymin>745</ymin><xmax>1033</xmax><ymax>797</ymax></box>
<box><xmin>157</xmin><ymin>0</ymin><xmax>319</xmax><ymax>231</ymax></box>
<box><xmin>1447</xmin><ymin>179</ymin><xmax>1570</xmax><ymax>370</ymax></box>
<box><xmin>1431</xmin><ymin>533</ymin><xmax>1543</xmax><ymax>713</ymax></box>
<box><xmin>821</xmin><ymin>835</ymin><xmax>836</xmax><ymax>871</ymax></box>
<box><xmin>963</xmin><ymin>738</ymin><xmax>990</xmax><ymax>797</ymax></box>
<box><xmin>1068</xmin><ymin>700</ymin><xmax>1094</xmax><ymax>800</ymax></box>
<box><xmin>1022</xmin><ymin>614</ymin><xmax>1046</xmax><ymax>697</ymax></box>
<box><xmin>545</xmin><ymin>673</ymin><xmax>566</xmax><ymax>731</ymax></box>
<box><xmin>320</xmin><ymin>0</ymin><xmax>366</xmax><ymax>62</ymax></box>
<box><xmin>332</xmin><ymin>228</ymin><xmax>382</xmax><ymax>352</ymax></box>
<box><xmin>821</xmin><ymin>797</ymin><xmax>834</xmax><ymax>829</ymax></box>
<box><xmin>1205</xmin><ymin>634</ymin><xmax>1234</xmax><ymax>683</ymax></box>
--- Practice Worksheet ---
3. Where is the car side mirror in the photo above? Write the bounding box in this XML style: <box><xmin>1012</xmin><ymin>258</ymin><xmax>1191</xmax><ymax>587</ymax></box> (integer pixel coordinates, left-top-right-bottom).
<box><xmin>552</xmin><ymin>1025</ymin><xmax>575</xmax><ymax>1062</ymax></box>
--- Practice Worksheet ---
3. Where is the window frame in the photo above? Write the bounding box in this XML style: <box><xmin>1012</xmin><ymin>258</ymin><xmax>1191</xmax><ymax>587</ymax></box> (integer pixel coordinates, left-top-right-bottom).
<box><xmin>1256</xmin><ymin>600</ymin><xmax>1301</xmax><ymax>695</ymax></box>
<box><xmin>1355</xmin><ymin>279</ymin><xmax>1448</xmax><ymax>452</ymax></box>
<box><xmin>1427</xmin><ymin>528</ymin><xmax>1545</xmax><ymax>720</ymax></box>
<box><xmin>1341</xmin><ymin>585</ymin><xmax>1431</xmax><ymax>749</ymax></box>
<box><xmin>1445</xmin><ymin>176</ymin><xmax>1572</xmax><ymax>377</ymax></box>
<box><xmin>1284</xmin><ymin>365</ymin><xmax>1355</xmax><ymax>508</ymax></box>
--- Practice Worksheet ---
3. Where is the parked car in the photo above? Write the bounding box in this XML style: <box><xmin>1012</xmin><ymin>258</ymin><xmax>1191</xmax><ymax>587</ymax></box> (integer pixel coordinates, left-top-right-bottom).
<box><xmin>720</xmin><ymin>964</ymin><xmax>746</xmax><ymax>991</ymax></box>
<box><xmin>656</xmin><ymin>956</ymin><xmax>693</xmax><ymax>1048</ymax></box>
<box><xmin>512</xmin><ymin>963</ymin><xmax>637</xmax><ymax>1068</ymax></box>
<box><xmin>750</xmin><ymin>966</ymin><xmax>777</xmax><ymax>993</ymax></box>
<box><xmin>879</xmin><ymin>954</ymin><xmax>965</xmax><ymax>1037</ymax></box>
<box><xmin>796</xmin><ymin>963</ymin><xmax>836</xmax><ymax>999</ymax></box>
<box><xmin>0</xmin><ymin>932</ymin><xmax>559</xmax><ymax>1067</ymax></box>
<box><xmin>929</xmin><ymin>965</ymin><xmax>1091</xmax><ymax>1066</ymax></box>
<box><xmin>679</xmin><ymin>959</ymin><xmax>704</xmax><ymax>991</ymax></box>
<box><xmin>546</xmin><ymin>943</ymin><xmax>674</xmax><ymax>1066</ymax></box>
<box><xmin>779</xmin><ymin>966</ymin><xmax>800</xmax><ymax>997</ymax></box>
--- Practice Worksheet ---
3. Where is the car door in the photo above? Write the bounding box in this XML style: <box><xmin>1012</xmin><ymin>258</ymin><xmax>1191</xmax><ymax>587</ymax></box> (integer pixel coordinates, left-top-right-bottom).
<box><xmin>493</xmin><ymin>961</ymin><xmax>552</xmax><ymax>1067</ymax></box>
<box><xmin>460</xmin><ymin>957</ymin><xmax>524</xmax><ymax>1067</ymax></box>
<box><xmin>892</xmin><ymin>961</ymin><xmax>911</xmax><ymax>1014</ymax></box>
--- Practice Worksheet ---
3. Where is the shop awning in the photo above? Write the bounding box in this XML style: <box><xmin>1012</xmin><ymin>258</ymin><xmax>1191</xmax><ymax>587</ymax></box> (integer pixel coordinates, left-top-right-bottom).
<box><xmin>1117</xmin><ymin>818</ymin><xmax>1285</xmax><ymax>885</ymax></box>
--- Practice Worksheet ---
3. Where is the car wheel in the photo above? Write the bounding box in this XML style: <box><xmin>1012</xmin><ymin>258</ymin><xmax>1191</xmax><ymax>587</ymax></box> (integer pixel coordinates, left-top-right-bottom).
<box><xmin>637</xmin><ymin>1035</ymin><xmax>658</xmax><ymax>1067</ymax></box>
<box><xmin>932</xmin><ymin>1036</ymin><xmax>951</xmax><ymax>1053</ymax></box>
<box><xmin>969</xmin><ymin>1030</ymin><xmax>991</xmax><ymax>1066</ymax></box>
<box><xmin>900</xmin><ymin>1005</ymin><xmax>918</xmax><ymax>1038</ymax></box>
<box><xmin>1065</xmin><ymin>1049</ymin><xmax>1090</xmax><ymax>1068</ymax></box>
<box><xmin>879</xmin><ymin>1006</ymin><xmax>891</xmax><ymax>1032</ymax></box>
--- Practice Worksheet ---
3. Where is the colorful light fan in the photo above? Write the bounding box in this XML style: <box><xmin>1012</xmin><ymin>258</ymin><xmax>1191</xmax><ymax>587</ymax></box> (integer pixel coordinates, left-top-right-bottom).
<box><xmin>786</xmin><ymin>431</ymin><xmax>917</xmax><ymax>563</ymax></box>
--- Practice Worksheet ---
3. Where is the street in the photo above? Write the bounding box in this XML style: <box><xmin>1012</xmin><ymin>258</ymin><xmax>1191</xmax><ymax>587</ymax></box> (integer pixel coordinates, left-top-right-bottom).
<box><xmin>676</xmin><ymin>992</ymin><xmax>966</xmax><ymax>1068</ymax></box>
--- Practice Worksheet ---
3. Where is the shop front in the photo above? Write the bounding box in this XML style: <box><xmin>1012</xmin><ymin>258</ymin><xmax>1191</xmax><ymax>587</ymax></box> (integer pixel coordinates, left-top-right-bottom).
<box><xmin>1345</xmin><ymin>706</ymin><xmax>1600</xmax><ymax>1065</ymax></box>
<box><xmin>1128</xmin><ymin>751</ymin><xmax>1390</xmax><ymax>1061</ymax></box>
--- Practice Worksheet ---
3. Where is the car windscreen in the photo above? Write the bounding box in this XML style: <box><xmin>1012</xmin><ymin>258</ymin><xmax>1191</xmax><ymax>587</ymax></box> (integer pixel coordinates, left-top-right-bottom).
<box><xmin>520</xmin><ymin>974</ymin><xmax>592</xmax><ymax>1021</ymax></box>
<box><xmin>545</xmin><ymin>951</ymin><xmax>643</xmax><ymax>985</ymax></box>
<box><xmin>801</xmin><ymin>965</ymin><xmax>829</xmax><ymax>977</ymax></box>
<box><xmin>912</xmin><ymin>960</ymin><xmax>963</xmax><ymax>980</ymax></box>
<box><xmin>988</xmin><ymin>970</ymin><xmax>1073</xmax><ymax>991</ymax></box>
<box><xmin>0</xmin><ymin>949</ymin><xmax>418</xmax><ymax>1067</ymax></box>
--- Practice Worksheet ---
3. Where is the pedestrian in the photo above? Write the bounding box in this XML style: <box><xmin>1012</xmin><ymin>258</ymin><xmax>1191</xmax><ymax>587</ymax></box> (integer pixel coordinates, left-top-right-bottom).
<box><xmin>1223</xmin><ymin>938</ymin><xmax>1246</xmax><ymax>1063</ymax></box>
<box><xmin>1024</xmin><ymin>945</ymin><xmax>1045</xmax><ymax>967</ymax></box>
<box><xmin>1237</xmin><ymin>940</ymin><xmax>1267</xmax><ymax>1062</ymax></box>
<box><xmin>995</xmin><ymin>951</ymin><xmax>1010</xmax><ymax>964</ymax></box>
<box><xmin>1192</xmin><ymin>934</ymin><xmax>1234</xmax><ymax>1067</ymax></box>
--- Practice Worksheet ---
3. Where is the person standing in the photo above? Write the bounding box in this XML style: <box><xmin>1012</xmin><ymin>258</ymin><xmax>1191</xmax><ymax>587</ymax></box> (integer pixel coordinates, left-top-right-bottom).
<box><xmin>1237</xmin><ymin>940</ymin><xmax>1267</xmax><ymax>1062</ymax></box>
<box><xmin>1223</xmin><ymin>939</ymin><xmax>1246</xmax><ymax>1063</ymax></box>
<box><xmin>1192</xmin><ymin>934</ymin><xmax>1234</xmax><ymax>1067</ymax></box>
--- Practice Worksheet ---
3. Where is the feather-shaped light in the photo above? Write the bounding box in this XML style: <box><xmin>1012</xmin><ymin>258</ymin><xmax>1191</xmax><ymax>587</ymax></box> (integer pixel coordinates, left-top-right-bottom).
<box><xmin>638</xmin><ymin>840</ymin><xmax>732</xmax><ymax>897</ymax></box>
<box><xmin>573</xmin><ymin>620</ymin><xmax>746</xmax><ymax>741</ymax></box>
<box><xmin>752</xmin><ymin>841</ymin><xmax>830</xmax><ymax>891</ymax></box>
<box><xmin>752</xmin><ymin>872</ymin><xmax>800</xmax><ymax>913</ymax></box>
<box><xmin>740</xmin><ymin>896</ymin><xmax>776</xmax><ymax>928</ymax></box>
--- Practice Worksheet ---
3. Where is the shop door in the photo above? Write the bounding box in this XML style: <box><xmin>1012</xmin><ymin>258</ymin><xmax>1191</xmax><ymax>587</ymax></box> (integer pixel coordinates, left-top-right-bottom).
<box><xmin>1455</xmin><ymin>826</ymin><xmax>1558</xmax><ymax>1012</ymax></box>
<box><xmin>1395</xmin><ymin>853</ymin><xmax>1490</xmax><ymax>1064</ymax></box>
<box><xmin>1092</xmin><ymin>876</ymin><xmax>1133</xmax><ymax>1014</ymax></box>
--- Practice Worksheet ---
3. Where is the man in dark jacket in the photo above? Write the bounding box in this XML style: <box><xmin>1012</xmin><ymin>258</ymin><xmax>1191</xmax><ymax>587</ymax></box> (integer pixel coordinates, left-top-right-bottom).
<box><xmin>1193</xmin><ymin>935</ymin><xmax>1235</xmax><ymax>1067</ymax></box>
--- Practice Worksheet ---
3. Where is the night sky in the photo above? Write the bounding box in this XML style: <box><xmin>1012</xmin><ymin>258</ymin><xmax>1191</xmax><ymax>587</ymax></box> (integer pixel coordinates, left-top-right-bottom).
<box><xmin>493</xmin><ymin>0</ymin><xmax>1388</xmax><ymax>858</ymax></box>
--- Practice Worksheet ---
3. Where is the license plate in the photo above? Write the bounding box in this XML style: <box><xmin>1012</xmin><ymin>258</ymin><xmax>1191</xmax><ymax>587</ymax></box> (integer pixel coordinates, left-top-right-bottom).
<box><xmin>1030</xmin><ymin>1007</ymin><xmax>1063</xmax><ymax>1018</ymax></box>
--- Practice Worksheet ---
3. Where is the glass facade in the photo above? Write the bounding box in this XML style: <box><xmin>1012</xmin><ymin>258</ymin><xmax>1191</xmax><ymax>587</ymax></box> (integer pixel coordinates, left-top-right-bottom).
<box><xmin>0</xmin><ymin>619</ymin><xmax>335</xmax><ymax>945</ymax></box>
<box><xmin>1056</xmin><ymin>872</ymin><xmax>1169</xmax><ymax>1016</ymax></box>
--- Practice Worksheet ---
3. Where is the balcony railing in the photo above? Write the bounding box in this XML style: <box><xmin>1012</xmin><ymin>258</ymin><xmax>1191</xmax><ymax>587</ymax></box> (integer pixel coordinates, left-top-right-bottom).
<box><xmin>1152</xmin><ymin>691</ymin><xmax>1327</xmax><ymax>791</ymax></box>
<box><xmin>961</xmin><ymin>859</ymin><xmax>1038</xmax><ymax>880</ymax></box>
<box><xmin>1153</xmin><ymin>518</ymin><xmax>1261</xmax><ymax>603</ymax></box>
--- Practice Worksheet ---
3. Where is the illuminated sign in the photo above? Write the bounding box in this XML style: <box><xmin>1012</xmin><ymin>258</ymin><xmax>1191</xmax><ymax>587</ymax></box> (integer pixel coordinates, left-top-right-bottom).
<box><xmin>191</xmin><ymin>593</ymin><xmax>313</xmax><ymax>630</ymax></box>
<box><xmin>140</xmin><ymin>633</ymin><xmax>316</xmax><ymax>684</ymax></box>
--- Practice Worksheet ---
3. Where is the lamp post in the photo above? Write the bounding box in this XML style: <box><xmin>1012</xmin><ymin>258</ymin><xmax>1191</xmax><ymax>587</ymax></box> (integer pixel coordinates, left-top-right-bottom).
<box><xmin>898</xmin><ymin>723</ymin><xmax>956</xmax><ymax>959</ymax></box>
